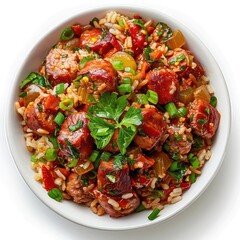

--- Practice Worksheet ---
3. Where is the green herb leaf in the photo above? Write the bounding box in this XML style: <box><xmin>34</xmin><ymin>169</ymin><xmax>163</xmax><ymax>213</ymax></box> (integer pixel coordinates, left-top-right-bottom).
<box><xmin>100</xmin><ymin>28</ymin><xmax>107</xmax><ymax>40</ymax></box>
<box><xmin>89</xmin><ymin>17</ymin><xmax>99</xmax><ymax>26</ymax></box>
<box><xmin>69</xmin><ymin>119</ymin><xmax>83</xmax><ymax>132</ymax></box>
<box><xmin>132</xmin><ymin>19</ymin><xmax>145</xmax><ymax>29</ymax></box>
<box><xmin>48</xmin><ymin>188</ymin><xmax>63</xmax><ymax>202</ymax></box>
<box><xmin>120</xmin><ymin>106</ymin><xmax>143</xmax><ymax>127</ymax></box>
<box><xmin>118</xmin><ymin>126</ymin><xmax>136</xmax><ymax>154</ymax></box>
<box><xmin>65</xmin><ymin>139</ymin><xmax>80</xmax><ymax>159</ymax></box>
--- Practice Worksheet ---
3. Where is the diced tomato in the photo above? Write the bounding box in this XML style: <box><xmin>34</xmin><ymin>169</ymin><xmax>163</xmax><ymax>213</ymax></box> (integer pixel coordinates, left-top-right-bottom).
<box><xmin>129</xmin><ymin>153</ymin><xmax>155</xmax><ymax>170</ymax></box>
<box><xmin>180</xmin><ymin>182</ymin><xmax>191</xmax><ymax>190</ymax></box>
<box><xmin>42</xmin><ymin>165</ymin><xmax>56</xmax><ymax>191</ymax></box>
<box><xmin>149</xmin><ymin>50</ymin><xmax>162</xmax><ymax>61</ymax></box>
<box><xmin>110</xmin><ymin>37</ymin><xmax>122</xmax><ymax>51</ymax></box>
<box><xmin>43</xmin><ymin>95</ymin><xmax>60</xmax><ymax>112</ymax></box>
<box><xmin>71</xmin><ymin>24</ymin><xmax>82</xmax><ymax>37</ymax></box>
<box><xmin>128</xmin><ymin>22</ymin><xmax>146</xmax><ymax>55</ymax></box>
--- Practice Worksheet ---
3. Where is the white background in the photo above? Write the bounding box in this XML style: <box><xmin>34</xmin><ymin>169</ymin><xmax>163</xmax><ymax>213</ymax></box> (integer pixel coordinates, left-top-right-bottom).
<box><xmin>1</xmin><ymin>0</ymin><xmax>239</xmax><ymax>239</ymax></box>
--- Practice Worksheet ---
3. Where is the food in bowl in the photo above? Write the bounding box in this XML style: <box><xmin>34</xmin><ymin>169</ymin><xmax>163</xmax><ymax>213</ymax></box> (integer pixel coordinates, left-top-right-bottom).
<box><xmin>15</xmin><ymin>10</ymin><xmax>220</xmax><ymax>220</ymax></box>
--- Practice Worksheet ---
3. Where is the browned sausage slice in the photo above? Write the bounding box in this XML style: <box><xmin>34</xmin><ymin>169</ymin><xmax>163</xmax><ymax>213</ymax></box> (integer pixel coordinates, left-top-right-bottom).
<box><xmin>147</xmin><ymin>68</ymin><xmax>179</xmax><ymax>104</ymax></box>
<box><xmin>97</xmin><ymin>158</ymin><xmax>132</xmax><ymax>196</ymax></box>
<box><xmin>94</xmin><ymin>189</ymin><xmax>140</xmax><ymax>218</ymax></box>
<box><xmin>187</xmin><ymin>99</ymin><xmax>220</xmax><ymax>139</ymax></box>
<box><xmin>25</xmin><ymin>95</ymin><xmax>59</xmax><ymax>135</ymax></box>
<box><xmin>166</xmin><ymin>124</ymin><xmax>193</xmax><ymax>155</ymax></box>
<box><xmin>134</xmin><ymin>108</ymin><xmax>167</xmax><ymax>150</ymax></box>
<box><xmin>66</xmin><ymin>173</ymin><xmax>94</xmax><ymax>203</ymax></box>
<box><xmin>79</xmin><ymin>28</ymin><xmax>121</xmax><ymax>55</ymax></box>
<box><xmin>78</xmin><ymin>59</ymin><xmax>117</xmax><ymax>94</ymax></box>
<box><xmin>46</xmin><ymin>48</ymin><xmax>79</xmax><ymax>86</ymax></box>
<box><xmin>57</xmin><ymin>112</ymin><xmax>94</xmax><ymax>160</ymax></box>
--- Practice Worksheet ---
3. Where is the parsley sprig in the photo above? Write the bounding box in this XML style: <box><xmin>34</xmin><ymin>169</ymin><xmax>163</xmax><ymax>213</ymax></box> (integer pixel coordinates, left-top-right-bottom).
<box><xmin>87</xmin><ymin>92</ymin><xmax>143</xmax><ymax>154</ymax></box>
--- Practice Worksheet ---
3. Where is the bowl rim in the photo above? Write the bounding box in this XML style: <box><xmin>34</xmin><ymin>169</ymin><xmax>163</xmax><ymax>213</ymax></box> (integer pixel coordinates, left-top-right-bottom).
<box><xmin>4</xmin><ymin>4</ymin><xmax>232</xmax><ymax>230</ymax></box>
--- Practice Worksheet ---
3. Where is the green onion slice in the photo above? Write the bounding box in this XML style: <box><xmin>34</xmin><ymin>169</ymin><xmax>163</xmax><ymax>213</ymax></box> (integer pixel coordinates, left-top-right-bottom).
<box><xmin>148</xmin><ymin>208</ymin><xmax>161</xmax><ymax>221</ymax></box>
<box><xmin>67</xmin><ymin>158</ymin><xmax>78</xmax><ymax>168</ymax></box>
<box><xmin>89</xmin><ymin>150</ymin><xmax>100</xmax><ymax>162</ymax></box>
<box><xmin>118</xmin><ymin>83</ymin><xmax>132</xmax><ymax>93</ymax></box>
<box><xmin>101</xmin><ymin>151</ymin><xmax>112</xmax><ymax>162</ymax></box>
<box><xmin>54</xmin><ymin>112</ymin><xmax>65</xmax><ymax>126</ymax></box>
<box><xmin>178</xmin><ymin>107</ymin><xmax>188</xmax><ymax>117</ymax></box>
<box><xmin>45</xmin><ymin>148</ymin><xmax>57</xmax><ymax>161</ymax></box>
<box><xmin>60</xmin><ymin>27</ymin><xmax>74</xmax><ymax>41</ymax></box>
<box><xmin>146</xmin><ymin>90</ymin><xmax>158</xmax><ymax>104</ymax></box>
<box><xmin>125</xmin><ymin>67</ymin><xmax>136</xmax><ymax>75</ymax></box>
<box><xmin>59</xmin><ymin>98</ymin><xmax>73</xmax><ymax>111</ymax></box>
<box><xmin>112</xmin><ymin>60</ymin><xmax>124</xmax><ymax>71</ymax></box>
<box><xmin>55</xmin><ymin>83</ymin><xmax>65</xmax><ymax>95</ymax></box>
<box><xmin>165</xmin><ymin>102</ymin><xmax>179</xmax><ymax>118</ymax></box>
<box><xmin>210</xmin><ymin>96</ymin><xmax>217</xmax><ymax>108</ymax></box>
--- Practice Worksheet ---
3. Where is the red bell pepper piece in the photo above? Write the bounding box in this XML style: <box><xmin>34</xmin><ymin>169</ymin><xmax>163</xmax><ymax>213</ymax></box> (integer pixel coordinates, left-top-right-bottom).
<box><xmin>42</xmin><ymin>165</ymin><xmax>56</xmax><ymax>191</ymax></box>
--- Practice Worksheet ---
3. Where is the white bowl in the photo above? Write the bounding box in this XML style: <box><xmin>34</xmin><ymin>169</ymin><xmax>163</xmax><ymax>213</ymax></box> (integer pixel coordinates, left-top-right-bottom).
<box><xmin>5</xmin><ymin>6</ymin><xmax>231</xmax><ymax>230</ymax></box>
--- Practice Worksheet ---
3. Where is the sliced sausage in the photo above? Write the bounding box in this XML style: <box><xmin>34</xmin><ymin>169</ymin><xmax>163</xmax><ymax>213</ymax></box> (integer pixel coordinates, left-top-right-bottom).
<box><xmin>147</xmin><ymin>68</ymin><xmax>179</xmax><ymax>104</ymax></box>
<box><xmin>46</xmin><ymin>48</ymin><xmax>79</xmax><ymax>86</ymax></box>
<box><xmin>134</xmin><ymin>108</ymin><xmax>167</xmax><ymax>150</ymax></box>
<box><xmin>94</xmin><ymin>189</ymin><xmax>140</xmax><ymax>218</ymax></box>
<box><xmin>25</xmin><ymin>95</ymin><xmax>59</xmax><ymax>135</ymax></box>
<box><xmin>79</xmin><ymin>28</ymin><xmax>121</xmax><ymax>55</ymax></box>
<box><xmin>78</xmin><ymin>59</ymin><xmax>117</xmax><ymax>94</ymax></box>
<box><xmin>127</xmin><ymin>146</ymin><xmax>155</xmax><ymax>170</ymax></box>
<box><xmin>187</xmin><ymin>99</ymin><xmax>220</xmax><ymax>139</ymax></box>
<box><xmin>166</xmin><ymin>124</ymin><xmax>193</xmax><ymax>155</ymax></box>
<box><xmin>57</xmin><ymin>112</ymin><xmax>94</xmax><ymax>160</ymax></box>
<box><xmin>66</xmin><ymin>173</ymin><xmax>94</xmax><ymax>203</ymax></box>
<box><xmin>97</xmin><ymin>158</ymin><xmax>132</xmax><ymax>196</ymax></box>
<box><xmin>177</xmin><ymin>50</ymin><xmax>205</xmax><ymax>81</ymax></box>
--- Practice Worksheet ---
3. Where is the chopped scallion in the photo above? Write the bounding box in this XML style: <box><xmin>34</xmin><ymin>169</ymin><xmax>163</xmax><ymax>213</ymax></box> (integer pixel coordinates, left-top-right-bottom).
<box><xmin>169</xmin><ymin>161</ymin><xmax>181</xmax><ymax>171</ymax></box>
<box><xmin>112</xmin><ymin>60</ymin><xmax>124</xmax><ymax>71</ymax></box>
<box><xmin>54</xmin><ymin>112</ymin><xmax>65</xmax><ymax>126</ymax></box>
<box><xmin>146</xmin><ymin>90</ymin><xmax>158</xmax><ymax>104</ymax></box>
<box><xmin>67</xmin><ymin>158</ymin><xmax>78</xmax><ymax>168</ymax></box>
<box><xmin>68</xmin><ymin>119</ymin><xmax>83</xmax><ymax>132</ymax></box>
<box><xmin>19</xmin><ymin>92</ymin><xmax>27</xmax><ymax>98</ymax></box>
<box><xmin>125</xmin><ymin>67</ymin><xmax>136</xmax><ymax>75</ymax></box>
<box><xmin>148</xmin><ymin>208</ymin><xmax>161</xmax><ymax>220</ymax></box>
<box><xmin>122</xmin><ymin>77</ymin><xmax>131</xmax><ymax>84</ymax></box>
<box><xmin>135</xmin><ymin>94</ymin><xmax>149</xmax><ymax>105</ymax></box>
<box><xmin>60</xmin><ymin>27</ymin><xmax>74</xmax><ymax>41</ymax></box>
<box><xmin>135</xmin><ymin>203</ymin><xmax>146</xmax><ymax>213</ymax></box>
<box><xmin>45</xmin><ymin>148</ymin><xmax>57</xmax><ymax>161</ymax></box>
<box><xmin>100</xmin><ymin>151</ymin><xmax>112</xmax><ymax>162</ymax></box>
<box><xmin>210</xmin><ymin>96</ymin><xmax>217</xmax><ymax>108</ymax></box>
<box><xmin>118</xmin><ymin>83</ymin><xmax>132</xmax><ymax>93</ymax></box>
<box><xmin>59</xmin><ymin>98</ymin><xmax>73</xmax><ymax>111</ymax></box>
<box><xmin>55</xmin><ymin>83</ymin><xmax>65</xmax><ymax>95</ymax></box>
<box><xmin>189</xmin><ymin>173</ymin><xmax>197</xmax><ymax>183</ymax></box>
<box><xmin>165</xmin><ymin>102</ymin><xmax>179</xmax><ymax>118</ymax></box>
<box><xmin>89</xmin><ymin>150</ymin><xmax>100</xmax><ymax>162</ymax></box>
<box><xmin>178</xmin><ymin>107</ymin><xmax>188</xmax><ymax>117</ymax></box>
